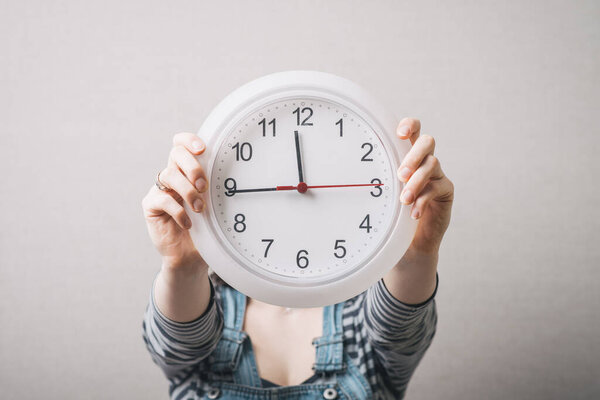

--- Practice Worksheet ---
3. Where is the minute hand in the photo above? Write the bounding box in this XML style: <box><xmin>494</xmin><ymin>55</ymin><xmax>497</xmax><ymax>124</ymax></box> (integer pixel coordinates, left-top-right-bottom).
<box><xmin>230</xmin><ymin>187</ymin><xmax>277</xmax><ymax>194</ymax></box>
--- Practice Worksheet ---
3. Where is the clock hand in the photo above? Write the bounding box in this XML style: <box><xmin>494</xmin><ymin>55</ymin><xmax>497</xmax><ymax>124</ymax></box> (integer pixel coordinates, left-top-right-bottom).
<box><xmin>229</xmin><ymin>186</ymin><xmax>297</xmax><ymax>194</ymax></box>
<box><xmin>307</xmin><ymin>183</ymin><xmax>383</xmax><ymax>189</ymax></box>
<box><xmin>229</xmin><ymin>187</ymin><xmax>278</xmax><ymax>194</ymax></box>
<box><xmin>276</xmin><ymin>183</ymin><xmax>384</xmax><ymax>191</ymax></box>
<box><xmin>294</xmin><ymin>130</ymin><xmax>305</xmax><ymax>184</ymax></box>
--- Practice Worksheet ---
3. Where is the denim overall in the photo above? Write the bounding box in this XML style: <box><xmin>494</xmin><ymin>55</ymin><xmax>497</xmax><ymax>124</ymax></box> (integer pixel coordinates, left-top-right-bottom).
<box><xmin>201</xmin><ymin>285</ymin><xmax>373</xmax><ymax>400</ymax></box>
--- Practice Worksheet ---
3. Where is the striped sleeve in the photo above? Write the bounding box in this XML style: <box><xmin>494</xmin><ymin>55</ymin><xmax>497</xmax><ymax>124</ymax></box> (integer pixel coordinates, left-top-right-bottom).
<box><xmin>361</xmin><ymin>273</ymin><xmax>438</xmax><ymax>397</ymax></box>
<box><xmin>141</xmin><ymin>275</ymin><xmax>223</xmax><ymax>380</ymax></box>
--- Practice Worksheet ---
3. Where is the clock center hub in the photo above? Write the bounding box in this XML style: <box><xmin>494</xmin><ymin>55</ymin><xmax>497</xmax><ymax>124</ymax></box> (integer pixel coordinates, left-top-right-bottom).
<box><xmin>297</xmin><ymin>182</ymin><xmax>308</xmax><ymax>193</ymax></box>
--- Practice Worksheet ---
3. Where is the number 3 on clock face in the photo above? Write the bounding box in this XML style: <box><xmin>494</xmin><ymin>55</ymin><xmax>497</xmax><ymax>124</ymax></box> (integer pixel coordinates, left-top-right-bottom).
<box><xmin>187</xmin><ymin>71</ymin><xmax>417</xmax><ymax>307</ymax></box>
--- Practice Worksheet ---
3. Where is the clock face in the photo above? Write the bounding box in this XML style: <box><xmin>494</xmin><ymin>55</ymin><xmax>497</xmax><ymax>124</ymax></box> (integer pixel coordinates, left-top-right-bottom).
<box><xmin>209</xmin><ymin>97</ymin><xmax>398</xmax><ymax>282</ymax></box>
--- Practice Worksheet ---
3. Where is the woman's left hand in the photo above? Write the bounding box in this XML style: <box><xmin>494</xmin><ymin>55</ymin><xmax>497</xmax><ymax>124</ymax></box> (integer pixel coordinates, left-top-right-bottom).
<box><xmin>396</xmin><ymin>118</ymin><xmax>454</xmax><ymax>255</ymax></box>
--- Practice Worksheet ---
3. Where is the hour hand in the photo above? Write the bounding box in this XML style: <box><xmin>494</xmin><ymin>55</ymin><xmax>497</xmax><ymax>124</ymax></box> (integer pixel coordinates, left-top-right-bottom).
<box><xmin>294</xmin><ymin>130</ymin><xmax>305</xmax><ymax>183</ymax></box>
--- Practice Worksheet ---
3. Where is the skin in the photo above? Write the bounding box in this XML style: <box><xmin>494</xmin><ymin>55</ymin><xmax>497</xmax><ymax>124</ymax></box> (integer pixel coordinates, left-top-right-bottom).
<box><xmin>141</xmin><ymin>118</ymin><xmax>454</xmax><ymax>386</ymax></box>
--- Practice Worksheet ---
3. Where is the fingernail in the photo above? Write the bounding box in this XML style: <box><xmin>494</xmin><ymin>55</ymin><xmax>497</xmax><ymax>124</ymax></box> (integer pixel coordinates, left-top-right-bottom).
<box><xmin>397</xmin><ymin>125</ymin><xmax>410</xmax><ymax>138</ymax></box>
<box><xmin>195</xmin><ymin>178</ymin><xmax>206</xmax><ymax>192</ymax></box>
<box><xmin>411</xmin><ymin>207</ymin><xmax>421</xmax><ymax>220</ymax></box>
<box><xmin>400</xmin><ymin>189</ymin><xmax>414</xmax><ymax>204</ymax></box>
<box><xmin>398</xmin><ymin>167</ymin><xmax>412</xmax><ymax>182</ymax></box>
<box><xmin>192</xmin><ymin>141</ymin><xmax>204</xmax><ymax>152</ymax></box>
<box><xmin>193</xmin><ymin>199</ymin><xmax>203</xmax><ymax>212</ymax></box>
<box><xmin>184</xmin><ymin>217</ymin><xmax>192</xmax><ymax>229</ymax></box>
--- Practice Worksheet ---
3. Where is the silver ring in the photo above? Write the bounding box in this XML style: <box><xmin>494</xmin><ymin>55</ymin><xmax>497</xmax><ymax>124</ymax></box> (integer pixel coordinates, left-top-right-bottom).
<box><xmin>155</xmin><ymin>170</ymin><xmax>171</xmax><ymax>191</ymax></box>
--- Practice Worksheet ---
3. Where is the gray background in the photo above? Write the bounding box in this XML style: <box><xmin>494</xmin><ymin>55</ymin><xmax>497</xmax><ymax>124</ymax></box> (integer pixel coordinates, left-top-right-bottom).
<box><xmin>1</xmin><ymin>1</ymin><xmax>599</xmax><ymax>399</ymax></box>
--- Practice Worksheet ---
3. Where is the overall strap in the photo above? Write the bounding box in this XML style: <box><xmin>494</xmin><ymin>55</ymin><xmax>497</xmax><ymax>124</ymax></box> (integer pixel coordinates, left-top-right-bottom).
<box><xmin>221</xmin><ymin>284</ymin><xmax>246</xmax><ymax>331</ymax></box>
<box><xmin>210</xmin><ymin>285</ymin><xmax>249</xmax><ymax>374</ymax></box>
<box><xmin>312</xmin><ymin>302</ymin><xmax>346</xmax><ymax>373</ymax></box>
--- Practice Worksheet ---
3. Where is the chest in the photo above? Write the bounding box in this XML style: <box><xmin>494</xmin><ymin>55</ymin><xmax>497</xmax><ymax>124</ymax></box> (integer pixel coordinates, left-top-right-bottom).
<box><xmin>242</xmin><ymin>304</ymin><xmax>323</xmax><ymax>386</ymax></box>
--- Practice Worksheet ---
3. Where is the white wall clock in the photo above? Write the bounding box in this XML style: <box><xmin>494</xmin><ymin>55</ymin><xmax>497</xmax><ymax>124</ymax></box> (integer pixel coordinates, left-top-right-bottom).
<box><xmin>186</xmin><ymin>71</ymin><xmax>417</xmax><ymax>307</ymax></box>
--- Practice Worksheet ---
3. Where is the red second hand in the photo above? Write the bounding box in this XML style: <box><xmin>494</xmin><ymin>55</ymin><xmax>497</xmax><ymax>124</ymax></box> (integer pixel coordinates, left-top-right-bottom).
<box><xmin>276</xmin><ymin>183</ymin><xmax>383</xmax><ymax>192</ymax></box>
<box><xmin>307</xmin><ymin>183</ymin><xmax>383</xmax><ymax>189</ymax></box>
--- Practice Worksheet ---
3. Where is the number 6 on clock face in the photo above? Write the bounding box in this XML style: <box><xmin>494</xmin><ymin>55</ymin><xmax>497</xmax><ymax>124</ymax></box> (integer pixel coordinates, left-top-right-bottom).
<box><xmin>186</xmin><ymin>71</ymin><xmax>417</xmax><ymax>307</ymax></box>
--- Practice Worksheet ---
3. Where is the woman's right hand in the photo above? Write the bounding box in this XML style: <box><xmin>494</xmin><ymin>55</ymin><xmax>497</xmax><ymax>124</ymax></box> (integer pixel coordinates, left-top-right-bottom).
<box><xmin>141</xmin><ymin>132</ymin><xmax>208</xmax><ymax>270</ymax></box>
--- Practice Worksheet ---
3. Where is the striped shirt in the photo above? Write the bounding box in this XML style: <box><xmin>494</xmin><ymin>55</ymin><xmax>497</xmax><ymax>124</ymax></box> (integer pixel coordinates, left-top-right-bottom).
<box><xmin>142</xmin><ymin>274</ymin><xmax>438</xmax><ymax>399</ymax></box>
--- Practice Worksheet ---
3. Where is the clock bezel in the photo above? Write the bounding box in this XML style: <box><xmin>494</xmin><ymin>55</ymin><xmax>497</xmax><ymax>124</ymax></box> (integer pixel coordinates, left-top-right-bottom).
<box><xmin>186</xmin><ymin>71</ymin><xmax>417</xmax><ymax>307</ymax></box>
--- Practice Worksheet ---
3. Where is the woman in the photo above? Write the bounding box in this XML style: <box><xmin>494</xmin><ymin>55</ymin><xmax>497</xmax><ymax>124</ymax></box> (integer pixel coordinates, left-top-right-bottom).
<box><xmin>142</xmin><ymin>117</ymin><xmax>454</xmax><ymax>399</ymax></box>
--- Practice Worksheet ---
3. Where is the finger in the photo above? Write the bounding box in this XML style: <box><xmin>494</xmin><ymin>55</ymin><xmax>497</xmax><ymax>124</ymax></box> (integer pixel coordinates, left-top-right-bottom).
<box><xmin>397</xmin><ymin>134</ymin><xmax>436</xmax><ymax>183</ymax></box>
<box><xmin>168</xmin><ymin>145</ymin><xmax>208</xmax><ymax>192</ymax></box>
<box><xmin>159</xmin><ymin>166</ymin><xmax>205</xmax><ymax>213</ymax></box>
<box><xmin>172</xmin><ymin>132</ymin><xmax>206</xmax><ymax>155</ymax></box>
<box><xmin>400</xmin><ymin>155</ymin><xmax>444</xmax><ymax>205</ymax></box>
<box><xmin>142</xmin><ymin>188</ymin><xmax>192</xmax><ymax>229</ymax></box>
<box><xmin>148</xmin><ymin>176</ymin><xmax>185</xmax><ymax>205</ymax></box>
<box><xmin>158</xmin><ymin>183</ymin><xmax>184</xmax><ymax>206</ymax></box>
<box><xmin>410</xmin><ymin>178</ymin><xmax>454</xmax><ymax>219</ymax></box>
<box><xmin>396</xmin><ymin>118</ymin><xmax>421</xmax><ymax>144</ymax></box>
